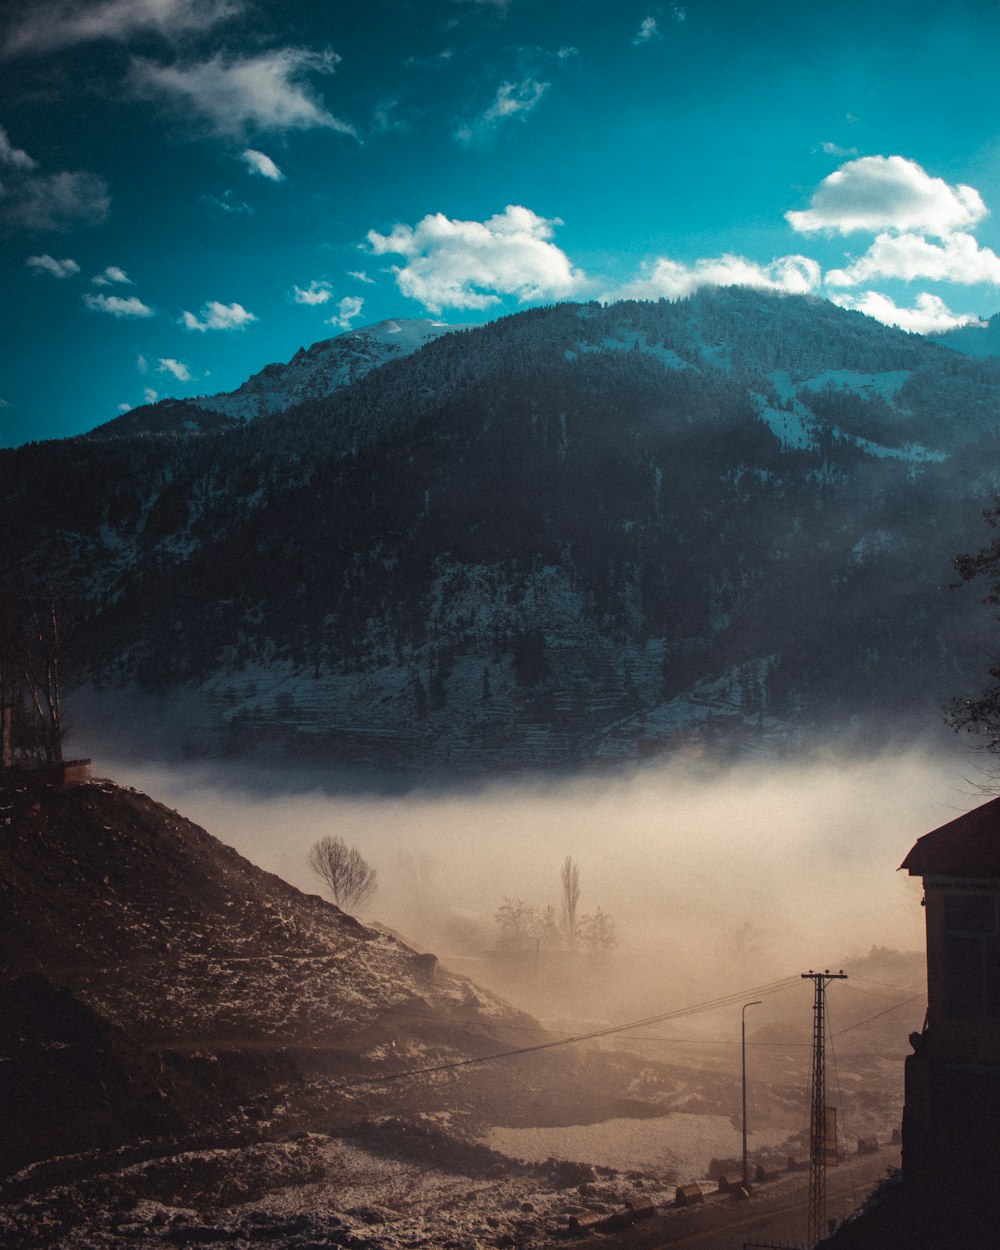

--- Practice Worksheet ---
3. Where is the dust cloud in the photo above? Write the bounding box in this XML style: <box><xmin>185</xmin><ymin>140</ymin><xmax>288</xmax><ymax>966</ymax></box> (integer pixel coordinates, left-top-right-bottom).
<box><xmin>96</xmin><ymin>745</ymin><xmax>975</xmax><ymax>1025</ymax></box>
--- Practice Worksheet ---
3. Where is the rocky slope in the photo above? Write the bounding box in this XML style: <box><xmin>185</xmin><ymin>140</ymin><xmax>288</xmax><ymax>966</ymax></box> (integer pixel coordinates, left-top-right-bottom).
<box><xmin>0</xmin><ymin>777</ymin><xmax>542</xmax><ymax>1172</ymax></box>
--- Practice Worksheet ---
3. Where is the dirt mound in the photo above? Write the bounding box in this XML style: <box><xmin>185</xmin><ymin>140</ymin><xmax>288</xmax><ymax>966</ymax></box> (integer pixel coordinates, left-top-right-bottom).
<box><xmin>0</xmin><ymin>779</ymin><xmax>542</xmax><ymax>1168</ymax></box>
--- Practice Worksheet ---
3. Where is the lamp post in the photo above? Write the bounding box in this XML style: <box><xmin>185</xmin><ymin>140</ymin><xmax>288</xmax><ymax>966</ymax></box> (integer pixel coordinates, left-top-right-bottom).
<box><xmin>742</xmin><ymin>1000</ymin><xmax>762</xmax><ymax>1191</ymax></box>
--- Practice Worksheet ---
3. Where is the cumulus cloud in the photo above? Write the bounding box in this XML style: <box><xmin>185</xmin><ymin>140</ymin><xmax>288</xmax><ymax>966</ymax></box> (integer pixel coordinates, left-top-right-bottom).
<box><xmin>607</xmin><ymin>252</ymin><xmax>822</xmax><ymax>302</ymax></box>
<box><xmin>292</xmin><ymin>279</ymin><xmax>333</xmax><ymax>305</ymax></box>
<box><xmin>92</xmin><ymin>264</ymin><xmax>132</xmax><ymax>285</ymax></box>
<box><xmin>26</xmin><ymin>253</ymin><xmax>80</xmax><ymax>278</ymax></box>
<box><xmin>326</xmin><ymin>295</ymin><xmax>363</xmax><ymax>329</ymax></box>
<box><xmin>3</xmin><ymin>0</ymin><xmax>242</xmax><ymax>56</ymax></box>
<box><xmin>157</xmin><ymin>357</ymin><xmax>192</xmax><ymax>381</ymax></box>
<box><xmin>348</xmin><ymin>269</ymin><xmax>375</xmax><ymax>285</ymax></box>
<box><xmin>129</xmin><ymin>48</ymin><xmax>353</xmax><ymax>137</ymax></box>
<box><xmin>455</xmin><ymin>78</ymin><xmax>549</xmax><ymax>144</ymax></box>
<box><xmin>117</xmin><ymin>402</ymin><xmax>132</xmax><ymax>413</ymax></box>
<box><xmin>83</xmin><ymin>292</ymin><xmax>154</xmax><ymax>317</ymax></box>
<box><xmin>181</xmin><ymin>299</ymin><xmax>256</xmax><ymax>330</ymax></box>
<box><xmin>786</xmin><ymin>155</ymin><xmax>986</xmax><ymax>238</ymax></box>
<box><xmin>241</xmin><ymin>148</ymin><xmax>284</xmax><ymax>180</ymax></box>
<box><xmin>826</xmin><ymin>231</ymin><xmax>1000</xmax><ymax>288</ymax></box>
<box><xmin>143</xmin><ymin>386</ymin><xmax>158</xmax><ymax>404</ymax></box>
<box><xmin>830</xmin><ymin>290</ymin><xmax>986</xmax><ymax>334</ymax></box>
<box><xmin>367</xmin><ymin>204</ymin><xmax>586</xmax><ymax>312</ymax></box>
<box><xmin>633</xmin><ymin>17</ymin><xmax>662</xmax><ymax>44</ymax></box>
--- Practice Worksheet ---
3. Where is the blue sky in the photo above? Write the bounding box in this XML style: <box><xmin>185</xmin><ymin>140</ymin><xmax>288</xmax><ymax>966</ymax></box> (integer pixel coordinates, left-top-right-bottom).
<box><xmin>3</xmin><ymin>0</ymin><xmax>1000</xmax><ymax>446</ymax></box>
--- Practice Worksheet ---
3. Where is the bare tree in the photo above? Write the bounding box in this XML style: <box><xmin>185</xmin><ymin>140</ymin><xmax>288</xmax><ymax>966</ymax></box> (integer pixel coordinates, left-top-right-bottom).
<box><xmin>560</xmin><ymin>855</ymin><xmax>581</xmax><ymax>951</ymax></box>
<box><xmin>494</xmin><ymin>896</ymin><xmax>535</xmax><ymax>951</ymax></box>
<box><xmin>1</xmin><ymin>589</ymin><xmax>65</xmax><ymax>768</ymax></box>
<box><xmin>307</xmin><ymin>836</ymin><xmax>378</xmax><ymax>910</ymax></box>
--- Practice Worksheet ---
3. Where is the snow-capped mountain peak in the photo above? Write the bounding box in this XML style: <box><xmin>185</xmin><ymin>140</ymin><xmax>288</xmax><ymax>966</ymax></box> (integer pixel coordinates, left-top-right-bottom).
<box><xmin>190</xmin><ymin>317</ymin><xmax>468</xmax><ymax>422</ymax></box>
<box><xmin>88</xmin><ymin>317</ymin><xmax>467</xmax><ymax>438</ymax></box>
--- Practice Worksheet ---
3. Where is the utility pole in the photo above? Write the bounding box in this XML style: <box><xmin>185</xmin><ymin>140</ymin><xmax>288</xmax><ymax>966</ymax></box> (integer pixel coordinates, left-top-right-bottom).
<box><xmin>742</xmin><ymin>999</ymin><xmax>762</xmax><ymax>1191</ymax></box>
<box><xmin>802</xmin><ymin>969</ymin><xmax>847</xmax><ymax>1246</ymax></box>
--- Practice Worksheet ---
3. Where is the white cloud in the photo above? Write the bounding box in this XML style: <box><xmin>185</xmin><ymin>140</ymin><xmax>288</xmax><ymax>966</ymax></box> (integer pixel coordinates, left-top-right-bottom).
<box><xmin>83</xmin><ymin>292</ymin><xmax>154</xmax><ymax>317</ymax></box>
<box><xmin>830</xmin><ymin>290</ymin><xmax>986</xmax><ymax>334</ymax></box>
<box><xmin>182</xmin><ymin>299</ymin><xmax>256</xmax><ymax>330</ymax></box>
<box><xmin>3</xmin><ymin>0</ymin><xmax>242</xmax><ymax>57</ymax></box>
<box><xmin>826</xmin><ymin>231</ymin><xmax>1000</xmax><ymax>287</ymax></box>
<box><xmin>348</xmin><ymin>269</ymin><xmax>375</xmax><ymax>285</ymax></box>
<box><xmin>293</xmin><ymin>279</ymin><xmax>333</xmax><ymax>305</ymax></box>
<box><xmin>201</xmin><ymin>190</ymin><xmax>252</xmax><ymax>214</ymax></box>
<box><xmin>786</xmin><ymin>155</ymin><xmax>986</xmax><ymax>238</ymax></box>
<box><xmin>3</xmin><ymin>168</ymin><xmax>110</xmax><ymax>231</ymax></box>
<box><xmin>26</xmin><ymin>253</ymin><xmax>80</xmax><ymax>278</ymax></box>
<box><xmin>633</xmin><ymin>17</ymin><xmax>662</xmax><ymax>44</ymax></box>
<box><xmin>607</xmin><ymin>252</ymin><xmax>822</xmax><ymax>302</ymax></box>
<box><xmin>0</xmin><ymin>126</ymin><xmax>36</xmax><ymax>169</ymax></box>
<box><xmin>137</xmin><ymin>354</ymin><xmax>149</xmax><ymax>373</ymax></box>
<box><xmin>241</xmin><ymin>148</ymin><xmax>284</xmax><ymax>180</ymax></box>
<box><xmin>326</xmin><ymin>295</ymin><xmax>364</xmax><ymax>330</ymax></box>
<box><xmin>817</xmin><ymin>140</ymin><xmax>858</xmax><ymax>158</ymax></box>
<box><xmin>455</xmin><ymin>78</ymin><xmax>549</xmax><ymax>144</ymax></box>
<box><xmin>157</xmin><ymin>357</ymin><xmax>192</xmax><ymax>381</ymax></box>
<box><xmin>129</xmin><ymin>48</ymin><xmax>354</xmax><ymax>137</ymax></box>
<box><xmin>143</xmin><ymin>386</ymin><xmax>158</xmax><ymax>404</ymax></box>
<box><xmin>368</xmin><ymin>204</ymin><xmax>586</xmax><ymax>312</ymax></box>
<box><xmin>117</xmin><ymin>402</ymin><xmax>132</xmax><ymax>413</ymax></box>
<box><xmin>92</xmin><ymin>264</ymin><xmax>132</xmax><ymax>285</ymax></box>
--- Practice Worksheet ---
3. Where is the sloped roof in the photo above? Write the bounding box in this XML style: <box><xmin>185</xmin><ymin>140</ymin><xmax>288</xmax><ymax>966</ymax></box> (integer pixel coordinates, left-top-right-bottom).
<box><xmin>901</xmin><ymin>795</ymin><xmax>1000</xmax><ymax>878</ymax></box>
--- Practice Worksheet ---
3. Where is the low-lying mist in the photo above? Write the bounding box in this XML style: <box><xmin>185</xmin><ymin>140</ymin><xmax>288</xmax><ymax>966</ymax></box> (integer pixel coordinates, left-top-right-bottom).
<box><xmin>94</xmin><ymin>744</ymin><xmax>977</xmax><ymax>1031</ymax></box>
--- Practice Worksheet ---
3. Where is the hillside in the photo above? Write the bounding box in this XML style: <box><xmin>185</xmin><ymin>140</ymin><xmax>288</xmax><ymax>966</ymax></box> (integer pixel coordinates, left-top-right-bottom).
<box><xmin>0</xmin><ymin>778</ymin><xmax>544</xmax><ymax>1171</ymax></box>
<box><xmin>5</xmin><ymin>291</ymin><xmax>1000</xmax><ymax>773</ymax></box>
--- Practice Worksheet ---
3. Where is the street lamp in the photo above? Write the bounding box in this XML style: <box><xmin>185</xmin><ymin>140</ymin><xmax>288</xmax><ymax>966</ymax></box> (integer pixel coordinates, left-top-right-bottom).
<box><xmin>742</xmin><ymin>999</ymin><xmax>762</xmax><ymax>1191</ymax></box>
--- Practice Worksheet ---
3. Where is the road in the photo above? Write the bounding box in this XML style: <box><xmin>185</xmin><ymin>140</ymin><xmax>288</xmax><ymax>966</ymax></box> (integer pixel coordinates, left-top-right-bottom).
<box><xmin>585</xmin><ymin>1148</ymin><xmax>898</xmax><ymax>1250</ymax></box>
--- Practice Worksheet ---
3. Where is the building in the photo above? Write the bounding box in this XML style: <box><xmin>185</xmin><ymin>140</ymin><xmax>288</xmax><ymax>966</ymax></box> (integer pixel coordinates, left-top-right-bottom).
<box><xmin>898</xmin><ymin>795</ymin><xmax>1000</xmax><ymax>1234</ymax></box>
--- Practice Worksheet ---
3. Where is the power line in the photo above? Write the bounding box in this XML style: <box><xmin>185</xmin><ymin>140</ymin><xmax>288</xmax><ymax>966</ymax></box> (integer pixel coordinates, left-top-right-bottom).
<box><xmin>336</xmin><ymin>975</ymin><xmax>803</xmax><ymax>1087</ymax></box>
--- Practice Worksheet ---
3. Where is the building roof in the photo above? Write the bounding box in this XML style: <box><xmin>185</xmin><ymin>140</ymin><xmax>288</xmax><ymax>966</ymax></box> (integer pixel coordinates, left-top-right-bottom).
<box><xmin>901</xmin><ymin>795</ymin><xmax>1000</xmax><ymax>878</ymax></box>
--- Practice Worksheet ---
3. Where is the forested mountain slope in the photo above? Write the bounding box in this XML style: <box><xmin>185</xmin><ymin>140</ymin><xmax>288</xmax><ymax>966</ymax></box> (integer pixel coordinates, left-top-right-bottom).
<box><xmin>4</xmin><ymin>290</ymin><xmax>1000</xmax><ymax>771</ymax></box>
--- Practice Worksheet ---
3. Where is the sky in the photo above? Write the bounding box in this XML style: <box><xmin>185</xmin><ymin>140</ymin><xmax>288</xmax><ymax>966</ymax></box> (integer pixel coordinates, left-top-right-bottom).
<box><xmin>3</xmin><ymin>0</ymin><xmax>1000</xmax><ymax>447</ymax></box>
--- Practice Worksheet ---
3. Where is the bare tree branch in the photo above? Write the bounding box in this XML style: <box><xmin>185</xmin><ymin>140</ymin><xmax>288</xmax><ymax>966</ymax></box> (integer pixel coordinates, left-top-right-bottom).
<box><xmin>307</xmin><ymin>836</ymin><xmax>377</xmax><ymax>910</ymax></box>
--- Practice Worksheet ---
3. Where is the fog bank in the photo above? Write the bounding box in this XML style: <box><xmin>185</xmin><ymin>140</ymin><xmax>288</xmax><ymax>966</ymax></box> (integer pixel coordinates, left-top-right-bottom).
<box><xmin>98</xmin><ymin>748</ymin><xmax>976</xmax><ymax>1002</ymax></box>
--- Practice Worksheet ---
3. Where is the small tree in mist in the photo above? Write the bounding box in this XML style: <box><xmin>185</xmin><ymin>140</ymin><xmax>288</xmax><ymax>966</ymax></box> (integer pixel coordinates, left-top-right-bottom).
<box><xmin>307</xmin><ymin>836</ymin><xmax>377</xmax><ymax>910</ymax></box>
<box><xmin>528</xmin><ymin>903</ymin><xmax>560</xmax><ymax>950</ymax></box>
<box><xmin>560</xmin><ymin>856</ymin><xmax>581</xmax><ymax>951</ymax></box>
<box><xmin>494</xmin><ymin>897</ymin><xmax>535</xmax><ymax>951</ymax></box>
<box><xmin>579</xmin><ymin>908</ymin><xmax>617</xmax><ymax>958</ymax></box>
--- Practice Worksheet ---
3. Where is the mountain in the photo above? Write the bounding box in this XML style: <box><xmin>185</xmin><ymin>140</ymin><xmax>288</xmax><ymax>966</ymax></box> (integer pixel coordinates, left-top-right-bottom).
<box><xmin>4</xmin><ymin>290</ymin><xmax>1000</xmax><ymax>773</ymax></box>
<box><xmin>931</xmin><ymin>310</ymin><xmax>1000</xmax><ymax>360</ymax></box>
<box><xmin>87</xmin><ymin>318</ymin><xmax>466</xmax><ymax>439</ymax></box>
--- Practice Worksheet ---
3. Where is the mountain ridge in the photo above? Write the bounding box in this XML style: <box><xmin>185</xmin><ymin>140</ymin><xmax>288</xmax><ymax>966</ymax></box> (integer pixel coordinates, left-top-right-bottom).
<box><xmin>5</xmin><ymin>290</ymin><xmax>1000</xmax><ymax>772</ymax></box>
<box><xmin>87</xmin><ymin>318</ymin><xmax>467</xmax><ymax>441</ymax></box>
